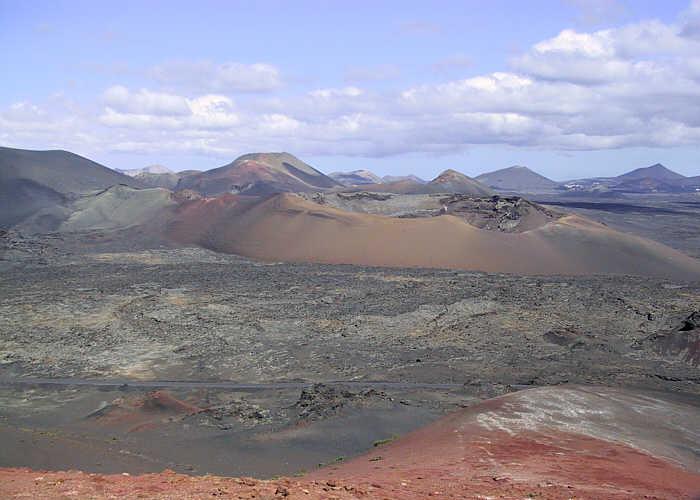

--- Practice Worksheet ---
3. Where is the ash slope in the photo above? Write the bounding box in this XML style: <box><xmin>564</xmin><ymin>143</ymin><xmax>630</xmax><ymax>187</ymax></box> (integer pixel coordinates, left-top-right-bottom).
<box><xmin>0</xmin><ymin>146</ymin><xmax>142</xmax><ymax>195</ymax></box>
<box><xmin>0</xmin><ymin>146</ymin><xmax>143</xmax><ymax>229</ymax></box>
<box><xmin>167</xmin><ymin>192</ymin><xmax>700</xmax><ymax>279</ymax></box>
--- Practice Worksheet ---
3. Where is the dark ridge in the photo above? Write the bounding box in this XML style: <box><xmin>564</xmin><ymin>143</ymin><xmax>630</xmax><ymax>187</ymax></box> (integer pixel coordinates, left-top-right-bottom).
<box><xmin>536</xmin><ymin>200</ymin><xmax>692</xmax><ymax>216</ymax></box>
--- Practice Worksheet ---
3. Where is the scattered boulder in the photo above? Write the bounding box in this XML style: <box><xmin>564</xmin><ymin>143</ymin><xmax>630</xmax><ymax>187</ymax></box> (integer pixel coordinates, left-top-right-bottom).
<box><xmin>293</xmin><ymin>384</ymin><xmax>388</xmax><ymax>421</ymax></box>
<box><xmin>440</xmin><ymin>194</ymin><xmax>561</xmax><ymax>232</ymax></box>
<box><xmin>650</xmin><ymin>312</ymin><xmax>700</xmax><ymax>366</ymax></box>
<box><xmin>172</xmin><ymin>189</ymin><xmax>202</xmax><ymax>203</ymax></box>
<box><xmin>543</xmin><ymin>329</ymin><xmax>580</xmax><ymax>347</ymax></box>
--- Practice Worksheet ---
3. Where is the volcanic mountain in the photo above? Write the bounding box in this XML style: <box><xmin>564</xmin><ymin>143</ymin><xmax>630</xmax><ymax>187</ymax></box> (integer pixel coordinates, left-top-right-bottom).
<box><xmin>329</xmin><ymin>169</ymin><xmax>382</xmax><ymax>186</ymax></box>
<box><xmin>476</xmin><ymin>165</ymin><xmax>560</xmax><ymax>193</ymax></box>
<box><xmin>166</xmin><ymin>192</ymin><xmax>700</xmax><ymax>279</ymax></box>
<box><xmin>0</xmin><ymin>146</ymin><xmax>142</xmax><ymax>228</ymax></box>
<box><xmin>674</xmin><ymin>175</ymin><xmax>700</xmax><ymax>191</ymax></box>
<box><xmin>617</xmin><ymin>163</ymin><xmax>685</xmax><ymax>182</ymax></box>
<box><xmin>176</xmin><ymin>152</ymin><xmax>342</xmax><ymax>196</ymax></box>
<box><xmin>382</xmin><ymin>174</ymin><xmax>427</xmax><ymax>184</ymax></box>
<box><xmin>345</xmin><ymin>169</ymin><xmax>493</xmax><ymax>196</ymax></box>
<box><xmin>562</xmin><ymin>163</ymin><xmax>690</xmax><ymax>194</ymax></box>
<box><xmin>117</xmin><ymin>164</ymin><xmax>173</xmax><ymax>176</ymax></box>
<box><xmin>426</xmin><ymin>169</ymin><xmax>494</xmax><ymax>195</ymax></box>
<box><xmin>58</xmin><ymin>185</ymin><xmax>175</xmax><ymax>232</ymax></box>
<box><xmin>0</xmin><ymin>146</ymin><xmax>141</xmax><ymax>194</ymax></box>
<box><xmin>116</xmin><ymin>165</ymin><xmax>183</xmax><ymax>189</ymax></box>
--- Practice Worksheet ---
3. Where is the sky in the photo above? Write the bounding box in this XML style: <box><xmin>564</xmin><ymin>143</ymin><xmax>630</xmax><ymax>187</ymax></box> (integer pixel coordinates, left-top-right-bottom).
<box><xmin>1</xmin><ymin>0</ymin><xmax>699</xmax><ymax>181</ymax></box>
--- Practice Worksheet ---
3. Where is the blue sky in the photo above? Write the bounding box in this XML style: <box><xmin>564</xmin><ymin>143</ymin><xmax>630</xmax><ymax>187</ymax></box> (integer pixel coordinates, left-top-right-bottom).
<box><xmin>1</xmin><ymin>0</ymin><xmax>699</xmax><ymax>180</ymax></box>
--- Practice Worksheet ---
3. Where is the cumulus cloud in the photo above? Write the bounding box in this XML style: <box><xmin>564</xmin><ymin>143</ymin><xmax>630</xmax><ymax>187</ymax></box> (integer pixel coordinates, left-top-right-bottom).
<box><xmin>4</xmin><ymin>3</ymin><xmax>700</xmax><ymax>159</ymax></box>
<box><xmin>308</xmin><ymin>87</ymin><xmax>364</xmax><ymax>99</ymax></box>
<box><xmin>99</xmin><ymin>88</ymin><xmax>239</xmax><ymax>130</ymax></box>
<box><xmin>0</xmin><ymin>99</ymin><xmax>98</xmax><ymax>152</ymax></box>
<box><xmin>103</xmin><ymin>86</ymin><xmax>191</xmax><ymax>115</ymax></box>
<box><xmin>151</xmin><ymin>61</ymin><xmax>282</xmax><ymax>93</ymax></box>
<box><xmin>513</xmin><ymin>20</ymin><xmax>700</xmax><ymax>84</ymax></box>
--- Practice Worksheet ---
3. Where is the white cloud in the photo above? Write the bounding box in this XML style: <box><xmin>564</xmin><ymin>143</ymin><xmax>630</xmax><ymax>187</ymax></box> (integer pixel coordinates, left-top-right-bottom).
<box><xmin>99</xmin><ymin>88</ymin><xmax>239</xmax><ymax>130</ymax></box>
<box><xmin>103</xmin><ymin>86</ymin><xmax>191</xmax><ymax>115</ymax></box>
<box><xmin>533</xmin><ymin>29</ymin><xmax>614</xmax><ymax>57</ymax></box>
<box><xmin>5</xmin><ymin>3</ymin><xmax>700</xmax><ymax>159</ymax></box>
<box><xmin>308</xmin><ymin>87</ymin><xmax>364</xmax><ymax>99</ymax></box>
<box><xmin>259</xmin><ymin>114</ymin><xmax>301</xmax><ymax>134</ymax></box>
<box><xmin>514</xmin><ymin>20</ymin><xmax>700</xmax><ymax>83</ymax></box>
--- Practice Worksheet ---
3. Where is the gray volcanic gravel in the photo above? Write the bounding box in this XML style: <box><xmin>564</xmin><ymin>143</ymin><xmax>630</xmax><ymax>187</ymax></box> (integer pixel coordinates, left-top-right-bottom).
<box><xmin>1</xmin><ymin>244</ymin><xmax>699</xmax><ymax>396</ymax></box>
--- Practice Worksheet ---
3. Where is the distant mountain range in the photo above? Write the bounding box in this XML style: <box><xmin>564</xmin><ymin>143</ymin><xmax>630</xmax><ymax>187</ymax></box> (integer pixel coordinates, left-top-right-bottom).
<box><xmin>2</xmin><ymin>145</ymin><xmax>699</xmax><ymax>233</ymax></box>
<box><xmin>329</xmin><ymin>170</ymin><xmax>382</xmax><ymax>186</ymax></box>
<box><xmin>382</xmin><ymin>174</ymin><xmax>427</xmax><ymax>184</ymax></box>
<box><xmin>2</xmin><ymin>145</ymin><xmax>699</xmax><ymax>279</ymax></box>
<box><xmin>117</xmin><ymin>164</ymin><xmax>174</xmax><ymax>176</ymax></box>
<box><xmin>562</xmin><ymin>163</ymin><xmax>698</xmax><ymax>194</ymax></box>
<box><xmin>344</xmin><ymin>169</ymin><xmax>493</xmax><ymax>196</ymax></box>
<box><xmin>116</xmin><ymin>165</ymin><xmax>185</xmax><ymax>189</ymax></box>
<box><xmin>113</xmin><ymin>157</ymin><xmax>699</xmax><ymax>196</ymax></box>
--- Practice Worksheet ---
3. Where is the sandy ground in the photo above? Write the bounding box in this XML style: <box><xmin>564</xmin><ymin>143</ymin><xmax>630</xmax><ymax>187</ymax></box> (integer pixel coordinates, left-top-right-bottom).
<box><xmin>167</xmin><ymin>193</ymin><xmax>700</xmax><ymax>279</ymax></box>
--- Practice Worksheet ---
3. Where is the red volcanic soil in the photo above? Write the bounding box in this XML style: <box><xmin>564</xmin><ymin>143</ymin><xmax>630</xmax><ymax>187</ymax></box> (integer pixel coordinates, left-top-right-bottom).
<box><xmin>87</xmin><ymin>390</ymin><xmax>204</xmax><ymax>433</ymax></box>
<box><xmin>165</xmin><ymin>193</ymin><xmax>260</xmax><ymax>245</ymax></box>
<box><xmin>315</xmin><ymin>420</ymin><xmax>700</xmax><ymax>499</ymax></box>
<box><xmin>2</xmin><ymin>386</ymin><xmax>699</xmax><ymax>499</ymax></box>
<box><xmin>309</xmin><ymin>386</ymin><xmax>700</xmax><ymax>498</ymax></box>
<box><xmin>1</xmin><ymin>429</ymin><xmax>697</xmax><ymax>499</ymax></box>
<box><xmin>0</xmin><ymin>469</ymin><xmax>367</xmax><ymax>499</ymax></box>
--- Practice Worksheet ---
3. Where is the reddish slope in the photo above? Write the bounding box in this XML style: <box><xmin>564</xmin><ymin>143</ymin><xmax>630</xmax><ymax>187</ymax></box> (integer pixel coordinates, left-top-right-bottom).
<box><xmin>313</xmin><ymin>385</ymin><xmax>700</xmax><ymax>499</ymax></box>
<box><xmin>175</xmin><ymin>153</ymin><xmax>341</xmax><ymax>196</ymax></box>
<box><xmin>2</xmin><ymin>386</ymin><xmax>698</xmax><ymax>499</ymax></box>
<box><xmin>427</xmin><ymin>168</ymin><xmax>494</xmax><ymax>195</ymax></box>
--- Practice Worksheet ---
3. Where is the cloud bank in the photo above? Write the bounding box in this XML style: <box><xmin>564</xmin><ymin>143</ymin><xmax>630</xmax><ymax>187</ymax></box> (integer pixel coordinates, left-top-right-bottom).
<box><xmin>3</xmin><ymin>3</ymin><xmax>700</xmax><ymax>159</ymax></box>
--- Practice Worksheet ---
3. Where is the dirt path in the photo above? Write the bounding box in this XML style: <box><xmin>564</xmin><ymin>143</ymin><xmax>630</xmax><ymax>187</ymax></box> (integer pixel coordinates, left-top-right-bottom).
<box><xmin>0</xmin><ymin>377</ymin><xmax>465</xmax><ymax>391</ymax></box>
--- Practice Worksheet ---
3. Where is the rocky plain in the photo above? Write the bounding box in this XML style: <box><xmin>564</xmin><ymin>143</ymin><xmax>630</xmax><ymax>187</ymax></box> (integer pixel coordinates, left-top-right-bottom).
<box><xmin>1</xmin><ymin>192</ymin><xmax>700</xmax><ymax>488</ymax></box>
<box><xmin>1</xmin><ymin>147</ymin><xmax>700</xmax><ymax>496</ymax></box>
